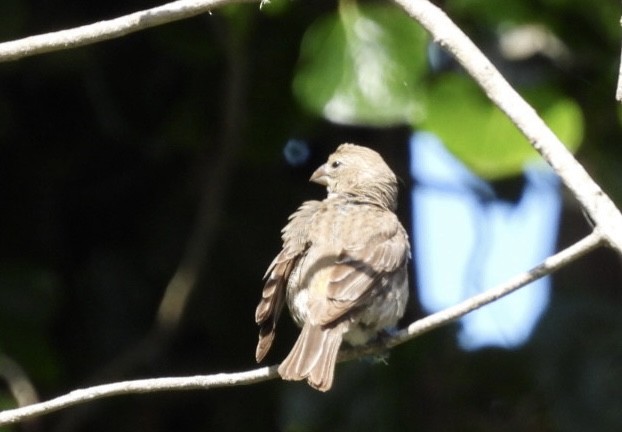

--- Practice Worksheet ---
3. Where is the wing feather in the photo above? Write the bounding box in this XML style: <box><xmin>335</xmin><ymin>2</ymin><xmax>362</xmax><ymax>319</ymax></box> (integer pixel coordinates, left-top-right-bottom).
<box><xmin>309</xmin><ymin>216</ymin><xmax>409</xmax><ymax>326</ymax></box>
<box><xmin>255</xmin><ymin>200</ymin><xmax>321</xmax><ymax>362</ymax></box>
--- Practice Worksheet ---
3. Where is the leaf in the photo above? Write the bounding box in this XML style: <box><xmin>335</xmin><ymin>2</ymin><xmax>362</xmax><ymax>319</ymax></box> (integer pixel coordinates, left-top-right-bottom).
<box><xmin>419</xmin><ymin>74</ymin><xmax>583</xmax><ymax>179</ymax></box>
<box><xmin>293</xmin><ymin>1</ymin><xmax>428</xmax><ymax>126</ymax></box>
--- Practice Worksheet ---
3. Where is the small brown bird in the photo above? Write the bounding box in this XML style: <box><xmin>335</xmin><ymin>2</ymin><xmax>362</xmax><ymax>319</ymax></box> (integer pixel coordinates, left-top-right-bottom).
<box><xmin>255</xmin><ymin>143</ymin><xmax>410</xmax><ymax>391</ymax></box>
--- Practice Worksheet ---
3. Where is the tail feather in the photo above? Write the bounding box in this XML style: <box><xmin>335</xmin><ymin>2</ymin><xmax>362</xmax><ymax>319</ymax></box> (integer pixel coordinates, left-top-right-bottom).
<box><xmin>255</xmin><ymin>323</ymin><xmax>276</xmax><ymax>363</ymax></box>
<box><xmin>278</xmin><ymin>324</ymin><xmax>345</xmax><ymax>392</ymax></box>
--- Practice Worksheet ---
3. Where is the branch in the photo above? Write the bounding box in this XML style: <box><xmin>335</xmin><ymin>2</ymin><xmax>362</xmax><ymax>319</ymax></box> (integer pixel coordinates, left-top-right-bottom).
<box><xmin>49</xmin><ymin>18</ymin><xmax>254</xmax><ymax>432</ymax></box>
<box><xmin>386</xmin><ymin>231</ymin><xmax>604</xmax><ymax>348</ymax></box>
<box><xmin>0</xmin><ymin>366</ymin><xmax>279</xmax><ymax>426</ymax></box>
<box><xmin>0</xmin><ymin>0</ymin><xmax>258</xmax><ymax>62</ymax></box>
<box><xmin>0</xmin><ymin>355</ymin><xmax>39</xmax><ymax>408</ymax></box>
<box><xmin>0</xmin><ymin>232</ymin><xmax>602</xmax><ymax>426</ymax></box>
<box><xmin>392</xmin><ymin>0</ymin><xmax>622</xmax><ymax>253</ymax></box>
<box><xmin>345</xmin><ymin>231</ymin><xmax>603</xmax><ymax>358</ymax></box>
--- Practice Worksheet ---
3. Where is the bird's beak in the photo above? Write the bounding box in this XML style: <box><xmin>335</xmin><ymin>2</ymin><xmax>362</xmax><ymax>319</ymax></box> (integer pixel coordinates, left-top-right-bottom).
<box><xmin>310</xmin><ymin>164</ymin><xmax>329</xmax><ymax>186</ymax></box>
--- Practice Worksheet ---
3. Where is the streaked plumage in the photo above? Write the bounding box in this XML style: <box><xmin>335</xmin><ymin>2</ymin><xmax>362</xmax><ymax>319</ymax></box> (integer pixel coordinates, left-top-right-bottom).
<box><xmin>255</xmin><ymin>143</ymin><xmax>410</xmax><ymax>391</ymax></box>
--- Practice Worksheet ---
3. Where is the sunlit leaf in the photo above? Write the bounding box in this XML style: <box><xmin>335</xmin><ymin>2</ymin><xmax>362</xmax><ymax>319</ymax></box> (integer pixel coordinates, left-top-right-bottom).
<box><xmin>419</xmin><ymin>74</ymin><xmax>583</xmax><ymax>179</ymax></box>
<box><xmin>293</xmin><ymin>1</ymin><xmax>428</xmax><ymax>126</ymax></box>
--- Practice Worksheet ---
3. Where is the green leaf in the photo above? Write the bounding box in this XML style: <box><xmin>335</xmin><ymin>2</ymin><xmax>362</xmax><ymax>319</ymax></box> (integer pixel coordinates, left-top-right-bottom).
<box><xmin>419</xmin><ymin>74</ymin><xmax>583</xmax><ymax>179</ymax></box>
<box><xmin>293</xmin><ymin>1</ymin><xmax>428</xmax><ymax>126</ymax></box>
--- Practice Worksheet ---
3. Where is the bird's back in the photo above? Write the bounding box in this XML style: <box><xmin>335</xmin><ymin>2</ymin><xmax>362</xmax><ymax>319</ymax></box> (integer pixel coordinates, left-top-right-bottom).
<box><xmin>285</xmin><ymin>196</ymin><xmax>408</xmax><ymax>333</ymax></box>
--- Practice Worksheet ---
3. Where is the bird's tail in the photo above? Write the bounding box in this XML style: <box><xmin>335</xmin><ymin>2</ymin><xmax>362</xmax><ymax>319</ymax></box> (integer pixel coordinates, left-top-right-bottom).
<box><xmin>278</xmin><ymin>323</ymin><xmax>345</xmax><ymax>392</ymax></box>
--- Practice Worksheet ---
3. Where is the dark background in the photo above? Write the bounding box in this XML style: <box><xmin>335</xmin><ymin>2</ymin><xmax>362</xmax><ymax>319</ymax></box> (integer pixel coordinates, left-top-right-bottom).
<box><xmin>1</xmin><ymin>0</ymin><xmax>622</xmax><ymax>431</ymax></box>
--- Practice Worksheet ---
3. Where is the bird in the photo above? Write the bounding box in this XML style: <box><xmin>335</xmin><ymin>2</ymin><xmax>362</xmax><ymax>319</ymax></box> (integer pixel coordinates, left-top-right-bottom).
<box><xmin>254</xmin><ymin>143</ymin><xmax>410</xmax><ymax>391</ymax></box>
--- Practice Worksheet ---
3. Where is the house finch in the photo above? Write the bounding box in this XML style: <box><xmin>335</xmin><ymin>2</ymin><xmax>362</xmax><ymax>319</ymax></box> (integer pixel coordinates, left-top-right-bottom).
<box><xmin>255</xmin><ymin>143</ymin><xmax>410</xmax><ymax>391</ymax></box>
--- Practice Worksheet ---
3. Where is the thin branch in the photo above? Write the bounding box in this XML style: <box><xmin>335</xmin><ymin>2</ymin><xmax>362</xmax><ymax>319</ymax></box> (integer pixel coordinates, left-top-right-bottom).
<box><xmin>50</xmin><ymin>17</ymin><xmax>253</xmax><ymax>432</ymax></box>
<box><xmin>0</xmin><ymin>0</ymin><xmax>257</xmax><ymax>62</ymax></box>
<box><xmin>392</xmin><ymin>0</ymin><xmax>622</xmax><ymax>253</ymax></box>
<box><xmin>343</xmin><ymin>231</ymin><xmax>603</xmax><ymax>359</ymax></box>
<box><xmin>0</xmin><ymin>366</ymin><xmax>279</xmax><ymax>426</ymax></box>
<box><xmin>155</xmin><ymin>15</ymin><xmax>250</xmax><ymax>333</ymax></box>
<box><xmin>396</xmin><ymin>253</ymin><xmax>564</xmax><ymax>344</ymax></box>
<box><xmin>0</xmin><ymin>355</ymin><xmax>40</xmax><ymax>408</ymax></box>
<box><xmin>0</xmin><ymin>232</ymin><xmax>603</xmax><ymax>426</ymax></box>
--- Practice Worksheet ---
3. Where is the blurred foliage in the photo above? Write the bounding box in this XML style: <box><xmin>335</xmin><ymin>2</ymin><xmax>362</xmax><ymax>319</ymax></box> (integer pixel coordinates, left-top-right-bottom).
<box><xmin>292</xmin><ymin>0</ymin><xmax>584</xmax><ymax>179</ymax></box>
<box><xmin>0</xmin><ymin>0</ymin><xmax>620</xmax><ymax>431</ymax></box>
<box><xmin>293</xmin><ymin>1</ymin><xmax>427</xmax><ymax>126</ymax></box>
<box><xmin>420</xmin><ymin>74</ymin><xmax>583</xmax><ymax>178</ymax></box>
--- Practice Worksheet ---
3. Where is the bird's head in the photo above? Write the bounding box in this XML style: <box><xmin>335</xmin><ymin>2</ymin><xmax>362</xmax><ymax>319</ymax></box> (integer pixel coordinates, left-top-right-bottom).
<box><xmin>310</xmin><ymin>143</ymin><xmax>399</xmax><ymax>210</ymax></box>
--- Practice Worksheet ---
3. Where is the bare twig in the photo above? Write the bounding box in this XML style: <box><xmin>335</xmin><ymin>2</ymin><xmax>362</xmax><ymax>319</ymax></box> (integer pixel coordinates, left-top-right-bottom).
<box><xmin>0</xmin><ymin>232</ymin><xmax>603</xmax><ymax>426</ymax></box>
<box><xmin>51</xmin><ymin>17</ymin><xmax>253</xmax><ymax>432</ymax></box>
<box><xmin>0</xmin><ymin>355</ymin><xmax>39</xmax><ymax>407</ymax></box>
<box><xmin>0</xmin><ymin>0</ymin><xmax>257</xmax><ymax>62</ymax></box>
<box><xmin>0</xmin><ymin>356</ymin><xmax>41</xmax><ymax>432</ymax></box>
<box><xmin>0</xmin><ymin>366</ymin><xmax>279</xmax><ymax>426</ymax></box>
<box><xmin>392</xmin><ymin>0</ymin><xmax>622</xmax><ymax>253</ymax></box>
<box><xmin>342</xmin><ymin>231</ymin><xmax>603</xmax><ymax>359</ymax></box>
<box><xmin>155</xmin><ymin>15</ymin><xmax>250</xmax><ymax>333</ymax></box>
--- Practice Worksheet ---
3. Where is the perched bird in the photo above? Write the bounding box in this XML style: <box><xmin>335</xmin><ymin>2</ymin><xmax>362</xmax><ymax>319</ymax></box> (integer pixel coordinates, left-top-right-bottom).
<box><xmin>255</xmin><ymin>143</ymin><xmax>410</xmax><ymax>391</ymax></box>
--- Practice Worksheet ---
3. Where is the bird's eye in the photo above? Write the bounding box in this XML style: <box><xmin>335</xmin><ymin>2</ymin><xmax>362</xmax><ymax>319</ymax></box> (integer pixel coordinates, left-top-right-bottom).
<box><xmin>331</xmin><ymin>160</ymin><xmax>342</xmax><ymax>169</ymax></box>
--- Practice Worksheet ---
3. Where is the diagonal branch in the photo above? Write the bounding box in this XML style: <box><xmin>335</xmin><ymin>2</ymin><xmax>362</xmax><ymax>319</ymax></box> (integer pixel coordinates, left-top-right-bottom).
<box><xmin>0</xmin><ymin>0</ymin><xmax>257</xmax><ymax>62</ymax></box>
<box><xmin>341</xmin><ymin>231</ymin><xmax>603</xmax><ymax>359</ymax></box>
<box><xmin>48</xmin><ymin>17</ymin><xmax>253</xmax><ymax>432</ymax></box>
<box><xmin>0</xmin><ymin>232</ymin><xmax>603</xmax><ymax>426</ymax></box>
<box><xmin>392</xmin><ymin>0</ymin><xmax>622</xmax><ymax>253</ymax></box>
<box><xmin>0</xmin><ymin>366</ymin><xmax>280</xmax><ymax>426</ymax></box>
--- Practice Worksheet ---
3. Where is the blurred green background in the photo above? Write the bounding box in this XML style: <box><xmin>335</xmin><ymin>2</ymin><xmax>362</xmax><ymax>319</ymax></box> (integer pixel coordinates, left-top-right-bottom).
<box><xmin>0</xmin><ymin>0</ymin><xmax>622</xmax><ymax>430</ymax></box>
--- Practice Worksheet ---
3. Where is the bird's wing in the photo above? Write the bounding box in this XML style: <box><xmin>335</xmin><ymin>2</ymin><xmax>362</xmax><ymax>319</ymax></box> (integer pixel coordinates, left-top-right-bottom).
<box><xmin>308</xmin><ymin>212</ymin><xmax>410</xmax><ymax>327</ymax></box>
<box><xmin>255</xmin><ymin>200</ymin><xmax>320</xmax><ymax>362</ymax></box>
